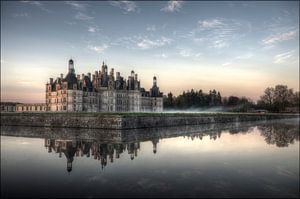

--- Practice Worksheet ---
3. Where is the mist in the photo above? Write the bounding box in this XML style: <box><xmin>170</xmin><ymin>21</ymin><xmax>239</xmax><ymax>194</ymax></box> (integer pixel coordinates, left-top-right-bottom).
<box><xmin>163</xmin><ymin>106</ymin><xmax>227</xmax><ymax>114</ymax></box>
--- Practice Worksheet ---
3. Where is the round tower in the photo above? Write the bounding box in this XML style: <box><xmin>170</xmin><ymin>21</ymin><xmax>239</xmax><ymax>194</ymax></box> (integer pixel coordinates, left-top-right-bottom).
<box><xmin>153</xmin><ymin>76</ymin><xmax>157</xmax><ymax>87</ymax></box>
<box><xmin>68</xmin><ymin>59</ymin><xmax>75</xmax><ymax>74</ymax></box>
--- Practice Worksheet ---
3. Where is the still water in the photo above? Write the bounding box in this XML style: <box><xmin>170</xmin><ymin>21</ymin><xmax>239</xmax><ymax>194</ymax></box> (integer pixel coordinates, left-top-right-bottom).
<box><xmin>1</xmin><ymin>119</ymin><xmax>299</xmax><ymax>198</ymax></box>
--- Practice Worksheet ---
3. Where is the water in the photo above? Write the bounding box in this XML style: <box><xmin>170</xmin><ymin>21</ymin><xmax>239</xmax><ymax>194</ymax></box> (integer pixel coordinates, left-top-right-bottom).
<box><xmin>1</xmin><ymin>119</ymin><xmax>299</xmax><ymax>198</ymax></box>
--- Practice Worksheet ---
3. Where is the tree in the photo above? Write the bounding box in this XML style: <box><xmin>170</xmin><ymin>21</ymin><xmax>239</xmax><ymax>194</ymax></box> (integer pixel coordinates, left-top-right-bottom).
<box><xmin>290</xmin><ymin>91</ymin><xmax>300</xmax><ymax>107</ymax></box>
<box><xmin>163</xmin><ymin>89</ymin><xmax>223</xmax><ymax>109</ymax></box>
<box><xmin>258</xmin><ymin>84</ymin><xmax>298</xmax><ymax>112</ymax></box>
<box><xmin>260</xmin><ymin>87</ymin><xmax>275</xmax><ymax>108</ymax></box>
<box><xmin>163</xmin><ymin>92</ymin><xmax>174</xmax><ymax>108</ymax></box>
<box><xmin>227</xmin><ymin>96</ymin><xmax>239</xmax><ymax>106</ymax></box>
<box><xmin>273</xmin><ymin>85</ymin><xmax>293</xmax><ymax>112</ymax></box>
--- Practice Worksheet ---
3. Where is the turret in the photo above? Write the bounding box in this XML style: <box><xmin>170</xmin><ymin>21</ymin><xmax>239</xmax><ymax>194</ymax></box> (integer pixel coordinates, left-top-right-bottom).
<box><xmin>153</xmin><ymin>76</ymin><xmax>157</xmax><ymax>87</ymax></box>
<box><xmin>68</xmin><ymin>59</ymin><xmax>75</xmax><ymax>74</ymax></box>
<box><xmin>101</xmin><ymin>61</ymin><xmax>105</xmax><ymax>73</ymax></box>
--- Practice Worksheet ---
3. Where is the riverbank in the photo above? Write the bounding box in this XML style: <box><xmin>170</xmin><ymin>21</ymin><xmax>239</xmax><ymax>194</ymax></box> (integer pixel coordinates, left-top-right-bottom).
<box><xmin>1</xmin><ymin>112</ymin><xmax>299</xmax><ymax>129</ymax></box>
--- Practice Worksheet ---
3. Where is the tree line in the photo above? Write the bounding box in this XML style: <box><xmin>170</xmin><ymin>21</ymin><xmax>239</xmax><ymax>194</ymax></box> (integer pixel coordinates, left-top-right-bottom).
<box><xmin>257</xmin><ymin>85</ymin><xmax>299</xmax><ymax>112</ymax></box>
<box><xmin>163</xmin><ymin>84</ymin><xmax>299</xmax><ymax>113</ymax></box>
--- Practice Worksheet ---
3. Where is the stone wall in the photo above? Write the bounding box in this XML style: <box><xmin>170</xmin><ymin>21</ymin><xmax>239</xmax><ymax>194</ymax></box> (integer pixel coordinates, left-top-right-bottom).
<box><xmin>0</xmin><ymin>112</ymin><xmax>298</xmax><ymax>129</ymax></box>
<box><xmin>3</xmin><ymin>119</ymin><xmax>298</xmax><ymax>143</ymax></box>
<box><xmin>120</xmin><ymin>113</ymin><xmax>299</xmax><ymax>129</ymax></box>
<box><xmin>1</xmin><ymin>113</ymin><xmax>122</xmax><ymax>129</ymax></box>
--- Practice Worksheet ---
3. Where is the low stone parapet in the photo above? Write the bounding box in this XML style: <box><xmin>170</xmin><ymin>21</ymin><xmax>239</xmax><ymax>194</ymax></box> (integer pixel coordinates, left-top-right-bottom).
<box><xmin>0</xmin><ymin>112</ymin><xmax>298</xmax><ymax>129</ymax></box>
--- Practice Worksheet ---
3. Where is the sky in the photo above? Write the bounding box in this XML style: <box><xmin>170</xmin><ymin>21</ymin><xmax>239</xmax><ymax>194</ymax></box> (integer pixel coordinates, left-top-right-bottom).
<box><xmin>1</xmin><ymin>1</ymin><xmax>299</xmax><ymax>103</ymax></box>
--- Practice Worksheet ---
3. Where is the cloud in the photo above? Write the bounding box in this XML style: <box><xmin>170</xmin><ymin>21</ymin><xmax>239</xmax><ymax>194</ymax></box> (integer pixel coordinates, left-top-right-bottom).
<box><xmin>221</xmin><ymin>53</ymin><xmax>253</xmax><ymax>66</ymax></box>
<box><xmin>187</xmin><ymin>17</ymin><xmax>249</xmax><ymax>49</ymax></box>
<box><xmin>21</xmin><ymin>1</ymin><xmax>52</xmax><ymax>13</ymax></box>
<box><xmin>64</xmin><ymin>21</ymin><xmax>77</xmax><ymax>26</ymax></box>
<box><xmin>88</xmin><ymin>26</ymin><xmax>99</xmax><ymax>33</ymax></box>
<box><xmin>75</xmin><ymin>12</ymin><xmax>94</xmax><ymax>21</ymax></box>
<box><xmin>111</xmin><ymin>35</ymin><xmax>172</xmax><ymax>50</ymax></box>
<box><xmin>12</xmin><ymin>13</ymin><xmax>29</xmax><ymax>18</ymax></box>
<box><xmin>22</xmin><ymin>1</ymin><xmax>42</xmax><ymax>6</ymax></box>
<box><xmin>262</xmin><ymin>30</ymin><xmax>298</xmax><ymax>45</ymax></box>
<box><xmin>137</xmin><ymin>37</ymin><xmax>172</xmax><ymax>49</ymax></box>
<box><xmin>235</xmin><ymin>53</ymin><xmax>253</xmax><ymax>60</ymax></box>
<box><xmin>198</xmin><ymin>19</ymin><xmax>224</xmax><ymax>30</ymax></box>
<box><xmin>273</xmin><ymin>50</ymin><xmax>295</xmax><ymax>64</ymax></box>
<box><xmin>155</xmin><ymin>53</ymin><xmax>168</xmax><ymax>58</ymax></box>
<box><xmin>178</xmin><ymin>48</ymin><xmax>202</xmax><ymax>59</ymax></box>
<box><xmin>110</xmin><ymin>1</ymin><xmax>138</xmax><ymax>13</ymax></box>
<box><xmin>213</xmin><ymin>40</ymin><xmax>228</xmax><ymax>49</ymax></box>
<box><xmin>65</xmin><ymin>1</ymin><xmax>87</xmax><ymax>10</ymax></box>
<box><xmin>88</xmin><ymin>44</ymin><xmax>108</xmax><ymax>53</ymax></box>
<box><xmin>179</xmin><ymin>49</ymin><xmax>192</xmax><ymax>57</ymax></box>
<box><xmin>161</xmin><ymin>1</ymin><xmax>184</xmax><ymax>12</ymax></box>
<box><xmin>146</xmin><ymin>25</ymin><xmax>156</xmax><ymax>32</ymax></box>
<box><xmin>222</xmin><ymin>62</ymin><xmax>231</xmax><ymax>66</ymax></box>
<box><xmin>160</xmin><ymin>53</ymin><xmax>168</xmax><ymax>58</ymax></box>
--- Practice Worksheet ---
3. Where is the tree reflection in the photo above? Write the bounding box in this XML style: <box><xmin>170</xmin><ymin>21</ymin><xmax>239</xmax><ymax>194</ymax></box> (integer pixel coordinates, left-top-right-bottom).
<box><xmin>258</xmin><ymin>123</ymin><xmax>299</xmax><ymax>147</ymax></box>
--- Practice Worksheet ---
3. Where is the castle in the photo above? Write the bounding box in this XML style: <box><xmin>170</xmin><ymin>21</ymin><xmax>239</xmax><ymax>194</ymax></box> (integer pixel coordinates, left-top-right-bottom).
<box><xmin>45</xmin><ymin>59</ymin><xmax>163</xmax><ymax>112</ymax></box>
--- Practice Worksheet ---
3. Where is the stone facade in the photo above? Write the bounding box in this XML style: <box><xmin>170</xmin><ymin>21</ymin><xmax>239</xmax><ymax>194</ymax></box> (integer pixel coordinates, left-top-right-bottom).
<box><xmin>1</xmin><ymin>102</ymin><xmax>18</xmax><ymax>112</ymax></box>
<box><xmin>1</xmin><ymin>102</ymin><xmax>47</xmax><ymax>112</ymax></box>
<box><xmin>16</xmin><ymin>103</ymin><xmax>47</xmax><ymax>112</ymax></box>
<box><xmin>45</xmin><ymin>59</ymin><xmax>163</xmax><ymax>112</ymax></box>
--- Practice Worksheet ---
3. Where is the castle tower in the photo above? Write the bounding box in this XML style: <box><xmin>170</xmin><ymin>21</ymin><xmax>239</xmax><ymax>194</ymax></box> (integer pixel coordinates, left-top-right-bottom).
<box><xmin>68</xmin><ymin>59</ymin><xmax>75</xmax><ymax>74</ymax></box>
<box><xmin>153</xmin><ymin>76</ymin><xmax>157</xmax><ymax>87</ymax></box>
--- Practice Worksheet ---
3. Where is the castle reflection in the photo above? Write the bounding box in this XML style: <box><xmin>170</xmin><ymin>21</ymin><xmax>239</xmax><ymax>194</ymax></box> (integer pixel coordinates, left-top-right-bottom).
<box><xmin>38</xmin><ymin>119</ymin><xmax>299</xmax><ymax>173</ymax></box>
<box><xmin>1</xmin><ymin>119</ymin><xmax>299</xmax><ymax>173</ymax></box>
<box><xmin>44</xmin><ymin>139</ymin><xmax>144</xmax><ymax>172</ymax></box>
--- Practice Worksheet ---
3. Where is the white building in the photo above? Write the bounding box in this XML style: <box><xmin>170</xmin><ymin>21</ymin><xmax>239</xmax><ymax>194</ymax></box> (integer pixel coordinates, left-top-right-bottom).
<box><xmin>45</xmin><ymin>59</ymin><xmax>163</xmax><ymax>112</ymax></box>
